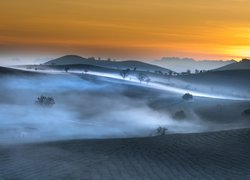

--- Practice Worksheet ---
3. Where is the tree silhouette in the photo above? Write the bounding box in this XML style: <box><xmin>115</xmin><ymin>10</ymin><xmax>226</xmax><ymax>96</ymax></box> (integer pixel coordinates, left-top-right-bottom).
<box><xmin>182</xmin><ymin>93</ymin><xmax>193</xmax><ymax>100</ymax></box>
<box><xmin>120</xmin><ymin>69</ymin><xmax>130</xmax><ymax>79</ymax></box>
<box><xmin>137</xmin><ymin>72</ymin><xmax>149</xmax><ymax>83</ymax></box>
<box><xmin>36</xmin><ymin>96</ymin><xmax>55</xmax><ymax>107</ymax></box>
<box><xmin>173</xmin><ymin>110</ymin><xmax>186</xmax><ymax>120</ymax></box>
<box><xmin>156</xmin><ymin>126</ymin><xmax>167</xmax><ymax>136</ymax></box>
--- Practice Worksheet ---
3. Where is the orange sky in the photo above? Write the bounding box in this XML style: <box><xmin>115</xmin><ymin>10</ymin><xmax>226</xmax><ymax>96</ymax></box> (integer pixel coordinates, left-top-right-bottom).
<box><xmin>1</xmin><ymin>0</ymin><xmax>250</xmax><ymax>61</ymax></box>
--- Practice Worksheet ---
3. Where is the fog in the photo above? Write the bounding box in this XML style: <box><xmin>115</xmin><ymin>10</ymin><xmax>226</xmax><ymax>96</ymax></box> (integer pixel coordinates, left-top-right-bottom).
<box><xmin>13</xmin><ymin>67</ymin><xmax>250</xmax><ymax>101</ymax></box>
<box><xmin>0</xmin><ymin>73</ymin><xmax>210</xmax><ymax>144</ymax></box>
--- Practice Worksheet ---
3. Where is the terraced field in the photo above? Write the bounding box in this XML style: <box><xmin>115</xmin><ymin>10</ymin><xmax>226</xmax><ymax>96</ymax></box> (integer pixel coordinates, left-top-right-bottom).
<box><xmin>1</xmin><ymin>128</ymin><xmax>250</xmax><ymax>180</ymax></box>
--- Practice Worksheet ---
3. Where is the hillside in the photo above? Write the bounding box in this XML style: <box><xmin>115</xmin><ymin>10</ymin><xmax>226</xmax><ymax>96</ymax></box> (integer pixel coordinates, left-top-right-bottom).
<box><xmin>174</xmin><ymin>70</ymin><xmax>250</xmax><ymax>97</ymax></box>
<box><xmin>152</xmin><ymin>57</ymin><xmax>235</xmax><ymax>73</ymax></box>
<box><xmin>0</xmin><ymin>66</ymin><xmax>43</xmax><ymax>76</ymax></box>
<box><xmin>1</xmin><ymin>128</ymin><xmax>250</xmax><ymax>179</ymax></box>
<box><xmin>44</xmin><ymin>55</ymin><xmax>173</xmax><ymax>73</ymax></box>
<box><xmin>213</xmin><ymin>59</ymin><xmax>250</xmax><ymax>71</ymax></box>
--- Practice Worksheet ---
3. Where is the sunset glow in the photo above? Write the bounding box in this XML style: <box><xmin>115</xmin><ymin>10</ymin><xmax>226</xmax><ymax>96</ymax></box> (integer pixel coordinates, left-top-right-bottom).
<box><xmin>1</xmin><ymin>0</ymin><xmax>250</xmax><ymax>61</ymax></box>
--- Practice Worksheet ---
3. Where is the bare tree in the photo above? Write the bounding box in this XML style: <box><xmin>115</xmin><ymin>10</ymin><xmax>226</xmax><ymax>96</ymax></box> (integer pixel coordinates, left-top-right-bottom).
<box><xmin>242</xmin><ymin>109</ymin><xmax>250</xmax><ymax>118</ymax></box>
<box><xmin>64</xmin><ymin>67</ymin><xmax>70</xmax><ymax>72</ymax></box>
<box><xmin>146</xmin><ymin>77</ymin><xmax>151</xmax><ymax>84</ymax></box>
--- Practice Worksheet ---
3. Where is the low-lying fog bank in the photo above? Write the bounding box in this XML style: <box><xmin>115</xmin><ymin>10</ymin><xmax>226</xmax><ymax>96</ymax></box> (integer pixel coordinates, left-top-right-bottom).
<box><xmin>0</xmin><ymin>74</ymin><xmax>203</xmax><ymax>143</ymax></box>
<box><xmin>0</xmin><ymin>69</ymin><xmax>249</xmax><ymax>144</ymax></box>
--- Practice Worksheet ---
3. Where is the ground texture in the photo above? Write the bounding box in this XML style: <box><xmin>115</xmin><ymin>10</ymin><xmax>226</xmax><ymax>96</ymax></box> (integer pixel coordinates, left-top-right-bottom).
<box><xmin>1</xmin><ymin>128</ymin><xmax>250</xmax><ymax>180</ymax></box>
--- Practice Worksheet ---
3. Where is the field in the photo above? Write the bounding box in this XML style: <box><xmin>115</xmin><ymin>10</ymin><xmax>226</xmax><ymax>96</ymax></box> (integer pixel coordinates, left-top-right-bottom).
<box><xmin>0</xmin><ymin>66</ymin><xmax>250</xmax><ymax>179</ymax></box>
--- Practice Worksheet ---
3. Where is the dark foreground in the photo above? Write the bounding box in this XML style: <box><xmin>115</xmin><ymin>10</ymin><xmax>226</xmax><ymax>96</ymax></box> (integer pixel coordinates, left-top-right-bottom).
<box><xmin>1</xmin><ymin>128</ymin><xmax>250</xmax><ymax>180</ymax></box>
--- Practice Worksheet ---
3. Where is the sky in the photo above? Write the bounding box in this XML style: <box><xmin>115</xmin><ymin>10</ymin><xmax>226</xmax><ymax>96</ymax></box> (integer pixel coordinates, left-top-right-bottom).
<box><xmin>1</xmin><ymin>0</ymin><xmax>250</xmax><ymax>64</ymax></box>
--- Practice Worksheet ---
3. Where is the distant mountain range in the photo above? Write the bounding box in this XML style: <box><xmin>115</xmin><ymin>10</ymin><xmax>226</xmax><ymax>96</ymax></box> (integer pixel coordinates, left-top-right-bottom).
<box><xmin>213</xmin><ymin>59</ymin><xmax>250</xmax><ymax>71</ymax></box>
<box><xmin>44</xmin><ymin>55</ymin><xmax>172</xmax><ymax>73</ymax></box>
<box><xmin>151</xmin><ymin>57</ymin><xmax>236</xmax><ymax>73</ymax></box>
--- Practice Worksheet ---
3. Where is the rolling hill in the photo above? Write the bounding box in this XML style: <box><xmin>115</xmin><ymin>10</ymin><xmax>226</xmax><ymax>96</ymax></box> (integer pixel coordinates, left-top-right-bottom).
<box><xmin>151</xmin><ymin>57</ymin><xmax>235</xmax><ymax>73</ymax></box>
<box><xmin>0</xmin><ymin>66</ymin><xmax>42</xmax><ymax>76</ymax></box>
<box><xmin>44</xmin><ymin>55</ymin><xmax>173</xmax><ymax>73</ymax></box>
<box><xmin>213</xmin><ymin>59</ymin><xmax>250</xmax><ymax>71</ymax></box>
<box><xmin>1</xmin><ymin>128</ymin><xmax>250</xmax><ymax>179</ymax></box>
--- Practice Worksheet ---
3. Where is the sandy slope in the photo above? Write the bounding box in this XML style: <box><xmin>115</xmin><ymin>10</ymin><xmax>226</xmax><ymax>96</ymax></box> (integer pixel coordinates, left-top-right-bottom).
<box><xmin>1</xmin><ymin>128</ymin><xmax>250</xmax><ymax>180</ymax></box>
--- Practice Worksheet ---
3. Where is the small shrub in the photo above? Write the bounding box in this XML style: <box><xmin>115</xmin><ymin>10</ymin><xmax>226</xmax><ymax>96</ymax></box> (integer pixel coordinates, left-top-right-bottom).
<box><xmin>182</xmin><ymin>93</ymin><xmax>193</xmax><ymax>100</ymax></box>
<box><xmin>242</xmin><ymin>109</ymin><xmax>250</xmax><ymax>118</ymax></box>
<box><xmin>36</xmin><ymin>95</ymin><xmax>55</xmax><ymax>107</ymax></box>
<box><xmin>156</xmin><ymin>126</ymin><xmax>167</xmax><ymax>136</ymax></box>
<box><xmin>137</xmin><ymin>72</ymin><xmax>150</xmax><ymax>83</ymax></box>
<box><xmin>145</xmin><ymin>77</ymin><xmax>151</xmax><ymax>84</ymax></box>
<box><xmin>64</xmin><ymin>67</ymin><xmax>70</xmax><ymax>72</ymax></box>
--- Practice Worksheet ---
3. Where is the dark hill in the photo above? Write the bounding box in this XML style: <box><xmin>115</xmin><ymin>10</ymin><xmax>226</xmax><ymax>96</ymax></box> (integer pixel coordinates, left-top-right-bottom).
<box><xmin>0</xmin><ymin>66</ymin><xmax>42</xmax><ymax>76</ymax></box>
<box><xmin>44</xmin><ymin>55</ymin><xmax>173</xmax><ymax>73</ymax></box>
<box><xmin>213</xmin><ymin>59</ymin><xmax>250</xmax><ymax>71</ymax></box>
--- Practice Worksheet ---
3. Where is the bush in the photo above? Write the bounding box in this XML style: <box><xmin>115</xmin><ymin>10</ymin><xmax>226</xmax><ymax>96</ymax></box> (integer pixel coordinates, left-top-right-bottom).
<box><xmin>173</xmin><ymin>110</ymin><xmax>187</xmax><ymax>120</ymax></box>
<box><xmin>137</xmin><ymin>72</ymin><xmax>150</xmax><ymax>83</ymax></box>
<box><xmin>242</xmin><ymin>109</ymin><xmax>250</xmax><ymax>118</ymax></box>
<box><xmin>36</xmin><ymin>95</ymin><xmax>55</xmax><ymax>107</ymax></box>
<box><xmin>182</xmin><ymin>93</ymin><xmax>193</xmax><ymax>100</ymax></box>
<box><xmin>64</xmin><ymin>67</ymin><xmax>70</xmax><ymax>72</ymax></box>
<box><xmin>155</xmin><ymin>126</ymin><xmax>167</xmax><ymax>136</ymax></box>
<box><xmin>145</xmin><ymin>77</ymin><xmax>151</xmax><ymax>84</ymax></box>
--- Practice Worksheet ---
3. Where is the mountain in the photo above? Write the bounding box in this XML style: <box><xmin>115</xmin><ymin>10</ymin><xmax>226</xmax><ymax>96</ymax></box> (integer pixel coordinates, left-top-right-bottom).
<box><xmin>44</xmin><ymin>55</ymin><xmax>173</xmax><ymax>73</ymax></box>
<box><xmin>213</xmin><ymin>59</ymin><xmax>250</xmax><ymax>71</ymax></box>
<box><xmin>151</xmin><ymin>57</ymin><xmax>235</xmax><ymax>73</ymax></box>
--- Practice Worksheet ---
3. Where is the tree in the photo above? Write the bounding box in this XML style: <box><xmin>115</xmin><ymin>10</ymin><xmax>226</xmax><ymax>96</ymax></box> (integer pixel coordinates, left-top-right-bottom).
<box><xmin>36</xmin><ymin>95</ymin><xmax>55</xmax><ymax>107</ymax></box>
<box><xmin>120</xmin><ymin>69</ymin><xmax>130</xmax><ymax>79</ymax></box>
<box><xmin>242</xmin><ymin>109</ymin><xmax>250</xmax><ymax>118</ymax></box>
<box><xmin>155</xmin><ymin>70</ymin><xmax>163</xmax><ymax>75</ymax></box>
<box><xmin>137</xmin><ymin>72</ymin><xmax>149</xmax><ymax>83</ymax></box>
<box><xmin>146</xmin><ymin>77</ymin><xmax>151</xmax><ymax>84</ymax></box>
<box><xmin>182</xmin><ymin>93</ymin><xmax>193</xmax><ymax>100</ymax></box>
<box><xmin>84</xmin><ymin>68</ymin><xmax>88</xmax><ymax>74</ymax></box>
<box><xmin>156</xmin><ymin>126</ymin><xmax>167</xmax><ymax>136</ymax></box>
<box><xmin>64</xmin><ymin>66</ymin><xmax>70</xmax><ymax>72</ymax></box>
